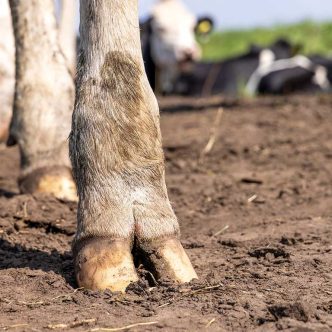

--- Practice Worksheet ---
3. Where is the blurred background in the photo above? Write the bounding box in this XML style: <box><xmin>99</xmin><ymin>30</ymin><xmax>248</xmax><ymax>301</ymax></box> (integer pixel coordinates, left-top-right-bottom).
<box><xmin>139</xmin><ymin>0</ymin><xmax>332</xmax><ymax>61</ymax></box>
<box><xmin>65</xmin><ymin>0</ymin><xmax>332</xmax><ymax>60</ymax></box>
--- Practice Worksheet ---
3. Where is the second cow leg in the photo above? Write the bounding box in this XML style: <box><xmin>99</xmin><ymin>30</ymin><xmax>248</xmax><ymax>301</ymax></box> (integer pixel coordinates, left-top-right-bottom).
<box><xmin>9</xmin><ymin>0</ymin><xmax>76</xmax><ymax>201</ymax></box>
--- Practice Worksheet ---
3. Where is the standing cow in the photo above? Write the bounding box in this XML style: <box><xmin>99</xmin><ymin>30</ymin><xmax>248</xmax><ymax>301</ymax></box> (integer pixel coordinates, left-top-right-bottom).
<box><xmin>9</xmin><ymin>0</ymin><xmax>197</xmax><ymax>292</ymax></box>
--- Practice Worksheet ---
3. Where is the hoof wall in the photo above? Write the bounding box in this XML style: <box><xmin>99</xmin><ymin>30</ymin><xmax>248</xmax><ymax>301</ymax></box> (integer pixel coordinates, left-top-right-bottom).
<box><xmin>74</xmin><ymin>238</ymin><xmax>138</xmax><ymax>292</ymax></box>
<box><xmin>139</xmin><ymin>237</ymin><xmax>198</xmax><ymax>283</ymax></box>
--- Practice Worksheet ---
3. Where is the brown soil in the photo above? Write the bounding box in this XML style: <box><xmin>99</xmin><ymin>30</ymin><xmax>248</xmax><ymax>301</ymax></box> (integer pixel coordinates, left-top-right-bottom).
<box><xmin>1</xmin><ymin>95</ymin><xmax>332</xmax><ymax>332</ymax></box>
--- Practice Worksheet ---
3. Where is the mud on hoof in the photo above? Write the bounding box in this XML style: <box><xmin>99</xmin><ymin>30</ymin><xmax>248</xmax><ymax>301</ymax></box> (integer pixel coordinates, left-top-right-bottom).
<box><xmin>19</xmin><ymin>166</ymin><xmax>77</xmax><ymax>201</ymax></box>
<box><xmin>137</xmin><ymin>237</ymin><xmax>198</xmax><ymax>283</ymax></box>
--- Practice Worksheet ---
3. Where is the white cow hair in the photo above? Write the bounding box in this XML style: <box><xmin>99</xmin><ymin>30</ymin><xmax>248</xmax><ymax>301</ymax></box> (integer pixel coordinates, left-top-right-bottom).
<box><xmin>313</xmin><ymin>65</ymin><xmax>330</xmax><ymax>90</ymax></box>
<box><xmin>245</xmin><ymin>49</ymin><xmax>276</xmax><ymax>95</ymax></box>
<box><xmin>259</xmin><ymin>49</ymin><xmax>276</xmax><ymax>67</ymax></box>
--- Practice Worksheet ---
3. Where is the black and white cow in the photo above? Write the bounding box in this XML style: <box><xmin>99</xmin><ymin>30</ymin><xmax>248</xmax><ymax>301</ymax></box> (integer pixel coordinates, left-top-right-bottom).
<box><xmin>140</xmin><ymin>0</ymin><xmax>213</xmax><ymax>94</ymax></box>
<box><xmin>172</xmin><ymin>40</ymin><xmax>332</xmax><ymax>97</ymax></box>
<box><xmin>172</xmin><ymin>39</ymin><xmax>296</xmax><ymax>96</ymax></box>
<box><xmin>254</xmin><ymin>55</ymin><xmax>332</xmax><ymax>95</ymax></box>
<box><xmin>140</xmin><ymin>0</ymin><xmax>332</xmax><ymax>97</ymax></box>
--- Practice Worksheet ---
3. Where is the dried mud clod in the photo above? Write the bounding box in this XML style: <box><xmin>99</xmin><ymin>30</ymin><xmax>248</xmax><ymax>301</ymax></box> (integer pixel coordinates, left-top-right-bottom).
<box><xmin>268</xmin><ymin>302</ymin><xmax>310</xmax><ymax>322</ymax></box>
<box><xmin>248</xmin><ymin>246</ymin><xmax>290</xmax><ymax>259</ymax></box>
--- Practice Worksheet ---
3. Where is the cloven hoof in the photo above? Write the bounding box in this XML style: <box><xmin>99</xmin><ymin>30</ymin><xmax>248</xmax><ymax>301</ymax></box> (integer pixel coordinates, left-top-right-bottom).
<box><xmin>74</xmin><ymin>237</ymin><xmax>197</xmax><ymax>292</ymax></box>
<box><xmin>19</xmin><ymin>166</ymin><xmax>77</xmax><ymax>201</ymax></box>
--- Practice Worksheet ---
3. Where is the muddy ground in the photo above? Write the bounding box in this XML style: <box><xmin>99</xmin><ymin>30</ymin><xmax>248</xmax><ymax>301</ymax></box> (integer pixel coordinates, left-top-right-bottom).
<box><xmin>0</xmin><ymin>95</ymin><xmax>332</xmax><ymax>331</ymax></box>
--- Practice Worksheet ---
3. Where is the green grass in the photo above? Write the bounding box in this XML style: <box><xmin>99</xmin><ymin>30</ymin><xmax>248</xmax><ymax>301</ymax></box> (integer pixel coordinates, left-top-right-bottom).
<box><xmin>198</xmin><ymin>20</ymin><xmax>332</xmax><ymax>61</ymax></box>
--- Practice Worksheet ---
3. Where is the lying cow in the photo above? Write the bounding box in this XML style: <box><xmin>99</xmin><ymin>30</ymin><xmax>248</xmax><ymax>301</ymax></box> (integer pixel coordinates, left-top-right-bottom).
<box><xmin>172</xmin><ymin>39</ymin><xmax>296</xmax><ymax>96</ymax></box>
<box><xmin>141</xmin><ymin>0</ymin><xmax>213</xmax><ymax>94</ymax></box>
<box><xmin>252</xmin><ymin>55</ymin><xmax>332</xmax><ymax>95</ymax></box>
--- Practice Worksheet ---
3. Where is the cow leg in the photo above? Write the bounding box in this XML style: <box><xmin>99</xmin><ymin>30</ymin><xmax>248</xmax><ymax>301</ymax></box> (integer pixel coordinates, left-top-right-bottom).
<box><xmin>71</xmin><ymin>0</ymin><xmax>197</xmax><ymax>292</ymax></box>
<box><xmin>58</xmin><ymin>0</ymin><xmax>77</xmax><ymax>76</ymax></box>
<box><xmin>9</xmin><ymin>0</ymin><xmax>76</xmax><ymax>201</ymax></box>
<box><xmin>0</xmin><ymin>1</ymin><xmax>14</xmax><ymax>143</ymax></box>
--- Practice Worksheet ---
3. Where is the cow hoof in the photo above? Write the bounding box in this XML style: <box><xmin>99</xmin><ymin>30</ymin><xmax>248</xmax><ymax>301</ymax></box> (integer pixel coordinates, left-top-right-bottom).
<box><xmin>139</xmin><ymin>237</ymin><xmax>198</xmax><ymax>283</ymax></box>
<box><xmin>0</xmin><ymin>113</ymin><xmax>11</xmax><ymax>144</ymax></box>
<box><xmin>74</xmin><ymin>238</ymin><xmax>138</xmax><ymax>292</ymax></box>
<box><xmin>0</xmin><ymin>124</ymin><xmax>9</xmax><ymax>144</ymax></box>
<box><xmin>19</xmin><ymin>166</ymin><xmax>77</xmax><ymax>201</ymax></box>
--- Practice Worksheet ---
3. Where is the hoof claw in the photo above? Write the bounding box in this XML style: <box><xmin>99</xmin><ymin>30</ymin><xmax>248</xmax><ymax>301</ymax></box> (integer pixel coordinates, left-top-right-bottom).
<box><xmin>74</xmin><ymin>237</ymin><xmax>197</xmax><ymax>292</ymax></box>
<box><xmin>74</xmin><ymin>238</ymin><xmax>138</xmax><ymax>292</ymax></box>
<box><xmin>139</xmin><ymin>237</ymin><xmax>198</xmax><ymax>283</ymax></box>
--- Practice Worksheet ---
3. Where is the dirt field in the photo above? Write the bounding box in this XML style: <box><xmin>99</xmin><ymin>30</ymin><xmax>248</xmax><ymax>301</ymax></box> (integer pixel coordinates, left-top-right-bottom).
<box><xmin>0</xmin><ymin>95</ymin><xmax>332</xmax><ymax>331</ymax></box>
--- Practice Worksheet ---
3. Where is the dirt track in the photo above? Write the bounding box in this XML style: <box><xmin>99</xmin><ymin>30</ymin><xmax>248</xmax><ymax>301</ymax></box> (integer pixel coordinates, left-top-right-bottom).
<box><xmin>0</xmin><ymin>95</ymin><xmax>332</xmax><ymax>331</ymax></box>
